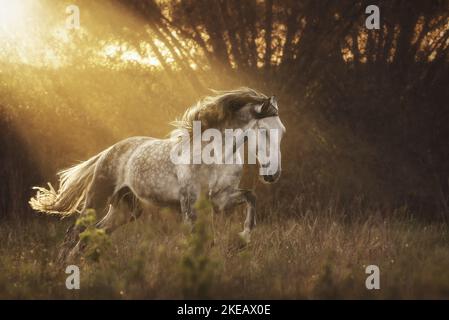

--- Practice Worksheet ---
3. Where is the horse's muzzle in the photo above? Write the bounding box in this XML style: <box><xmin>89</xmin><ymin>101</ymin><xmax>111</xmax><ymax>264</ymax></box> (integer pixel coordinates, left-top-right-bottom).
<box><xmin>261</xmin><ymin>170</ymin><xmax>281</xmax><ymax>184</ymax></box>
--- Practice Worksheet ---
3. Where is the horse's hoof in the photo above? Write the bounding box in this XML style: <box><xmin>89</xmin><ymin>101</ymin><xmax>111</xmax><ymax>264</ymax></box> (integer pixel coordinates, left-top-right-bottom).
<box><xmin>238</xmin><ymin>230</ymin><xmax>251</xmax><ymax>243</ymax></box>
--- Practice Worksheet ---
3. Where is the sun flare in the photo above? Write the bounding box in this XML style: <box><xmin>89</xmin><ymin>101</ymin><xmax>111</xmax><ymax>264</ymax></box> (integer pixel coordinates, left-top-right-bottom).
<box><xmin>0</xmin><ymin>0</ymin><xmax>175</xmax><ymax>68</ymax></box>
<box><xmin>0</xmin><ymin>0</ymin><xmax>32</xmax><ymax>34</ymax></box>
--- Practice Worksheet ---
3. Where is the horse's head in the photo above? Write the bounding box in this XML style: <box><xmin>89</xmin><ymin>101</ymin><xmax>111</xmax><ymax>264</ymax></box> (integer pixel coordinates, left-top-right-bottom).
<box><xmin>170</xmin><ymin>88</ymin><xmax>285</xmax><ymax>183</ymax></box>
<box><xmin>252</xmin><ymin>96</ymin><xmax>286</xmax><ymax>184</ymax></box>
<box><xmin>220</xmin><ymin>90</ymin><xmax>286</xmax><ymax>184</ymax></box>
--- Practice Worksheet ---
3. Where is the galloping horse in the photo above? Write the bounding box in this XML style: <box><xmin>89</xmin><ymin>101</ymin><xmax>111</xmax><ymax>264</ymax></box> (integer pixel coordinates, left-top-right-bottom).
<box><xmin>30</xmin><ymin>87</ymin><xmax>286</xmax><ymax>260</ymax></box>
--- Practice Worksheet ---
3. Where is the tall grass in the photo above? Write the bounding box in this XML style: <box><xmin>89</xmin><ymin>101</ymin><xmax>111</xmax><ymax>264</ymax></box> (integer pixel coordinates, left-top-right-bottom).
<box><xmin>1</xmin><ymin>203</ymin><xmax>448</xmax><ymax>299</ymax></box>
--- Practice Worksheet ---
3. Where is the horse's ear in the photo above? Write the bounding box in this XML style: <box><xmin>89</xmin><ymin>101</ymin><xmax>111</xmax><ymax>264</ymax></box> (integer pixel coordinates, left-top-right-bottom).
<box><xmin>254</xmin><ymin>96</ymin><xmax>278</xmax><ymax>118</ymax></box>
<box><xmin>270</xmin><ymin>96</ymin><xmax>278</xmax><ymax>109</ymax></box>
<box><xmin>254</xmin><ymin>99</ymin><xmax>268</xmax><ymax>115</ymax></box>
<box><xmin>260</xmin><ymin>98</ymin><xmax>271</xmax><ymax>114</ymax></box>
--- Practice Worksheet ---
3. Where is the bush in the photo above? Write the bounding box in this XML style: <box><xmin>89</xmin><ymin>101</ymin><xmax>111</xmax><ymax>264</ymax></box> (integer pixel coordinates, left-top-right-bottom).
<box><xmin>76</xmin><ymin>209</ymin><xmax>111</xmax><ymax>262</ymax></box>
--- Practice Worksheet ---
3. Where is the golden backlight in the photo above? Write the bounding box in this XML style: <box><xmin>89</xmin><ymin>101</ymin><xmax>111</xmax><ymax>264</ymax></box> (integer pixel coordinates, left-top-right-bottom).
<box><xmin>0</xmin><ymin>0</ymin><xmax>174</xmax><ymax>68</ymax></box>
<box><xmin>0</xmin><ymin>0</ymin><xmax>30</xmax><ymax>33</ymax></box>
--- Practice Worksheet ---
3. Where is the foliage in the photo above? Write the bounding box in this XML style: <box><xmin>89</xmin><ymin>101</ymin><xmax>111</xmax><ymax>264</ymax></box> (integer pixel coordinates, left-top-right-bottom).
<box><xmin>76</xmin><ymin>209</ymin><xmax>111</xmax><ymax>262</ymax></box>
<box><xmin>180</xmin><ymin>196</ymin><xmax>218</xmax><ymax>298</ymax></box>
<box><xmin>0</xmin><ymin>207</ymin><xmax>449</xmax><ymax>298</ymax></box>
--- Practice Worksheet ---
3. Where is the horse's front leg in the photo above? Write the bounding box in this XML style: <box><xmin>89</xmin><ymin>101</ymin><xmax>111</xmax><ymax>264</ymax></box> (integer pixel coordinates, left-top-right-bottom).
<box><xmin>241</xmin><ymin>190</ymin><xmax>256</xmax><ymax>240</ymax></box>
<box><xmin>215</xmin><ymin>189</ymin><xmax>256</xmax><ymax>242</ymax></box>
<box><xmin>179</xmin><ymin>186</ymin><xmax>198</xmax><ymax>226</ymax></box>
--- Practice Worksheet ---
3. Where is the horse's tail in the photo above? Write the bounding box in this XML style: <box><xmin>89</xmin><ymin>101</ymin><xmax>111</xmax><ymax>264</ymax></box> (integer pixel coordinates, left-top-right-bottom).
<box><xmin>29</xmin><ymin>150</ymin><xmax>107</xmax><ymax>217</ymax></box>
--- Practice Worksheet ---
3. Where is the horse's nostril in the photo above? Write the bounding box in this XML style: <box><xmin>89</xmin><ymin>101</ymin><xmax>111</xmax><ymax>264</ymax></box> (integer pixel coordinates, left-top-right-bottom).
<box><xmin>262</xmin><ymin>170</ymin><xmax>281</xmax><ymax>183</ymax></box>
<box><xmin>261</xmin><ymin>162</ymin><xmax>270</xmax><ymax>169</ymax></box>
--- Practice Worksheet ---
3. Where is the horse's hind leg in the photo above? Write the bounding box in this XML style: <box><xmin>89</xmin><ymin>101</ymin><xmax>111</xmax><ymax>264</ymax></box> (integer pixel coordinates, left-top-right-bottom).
<box><xmin>65</xmin><ymin>187</ymin><xmax>143</xmax><ymax>261</ymax></box>
<box><xmin>58</xmin><ymin>176</ymin><xmax>115</xmax><ymax>263</ymax></box>
<box><xmin>96</xmin><ymin>188</ymin><xmax>143</xmax><ymax>233</ymax></box>
<box><xmin>64</xmin><ymin>204</ymin><xmax>126</xmax><ymax>261</ymax></box>
<box><xmin>85</xmin><ymin>174</ymin><xmax>116</xmax><ymax>217</ymax></box>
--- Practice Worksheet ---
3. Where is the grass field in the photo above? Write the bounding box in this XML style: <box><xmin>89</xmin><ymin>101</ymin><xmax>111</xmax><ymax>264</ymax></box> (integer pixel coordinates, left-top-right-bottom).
<box><xmin>1</xmin><ymin>201</ymin><xmax>449</xmax><ymax>299</ymax></box>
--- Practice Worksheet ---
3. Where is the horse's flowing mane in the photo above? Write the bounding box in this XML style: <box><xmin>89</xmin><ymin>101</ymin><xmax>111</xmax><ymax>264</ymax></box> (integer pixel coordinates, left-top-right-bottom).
<box><xmin>170</xmin><ymin>87</ymin><xmax>267</xmax><ymax>137</ymax></box>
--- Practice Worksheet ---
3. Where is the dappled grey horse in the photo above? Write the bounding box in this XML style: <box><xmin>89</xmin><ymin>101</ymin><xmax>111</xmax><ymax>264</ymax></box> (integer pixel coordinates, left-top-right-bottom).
<box><xmin>30</xmin><ymin>87</ymin><xmax>286</xmax><ymax>260</ymax></box>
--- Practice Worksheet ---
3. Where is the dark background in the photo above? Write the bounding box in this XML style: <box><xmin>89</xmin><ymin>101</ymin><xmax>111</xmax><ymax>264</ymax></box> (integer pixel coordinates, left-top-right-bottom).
<box><xmin>1</xmin><ymin>0</ymin><xmax>448</xmax><ymax>219</ymax></box>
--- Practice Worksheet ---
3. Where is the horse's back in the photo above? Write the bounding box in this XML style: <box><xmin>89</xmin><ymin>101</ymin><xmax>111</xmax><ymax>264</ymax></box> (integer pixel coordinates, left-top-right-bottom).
<box><xmin>93</xmin><ymin>136</ymin><xmax>156</xmax><ymax>186</ymax></box>
<box><xmin>113</xmin><ymin>137</ymin><xmax>180</xmax><ymax>204</ymax></box>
